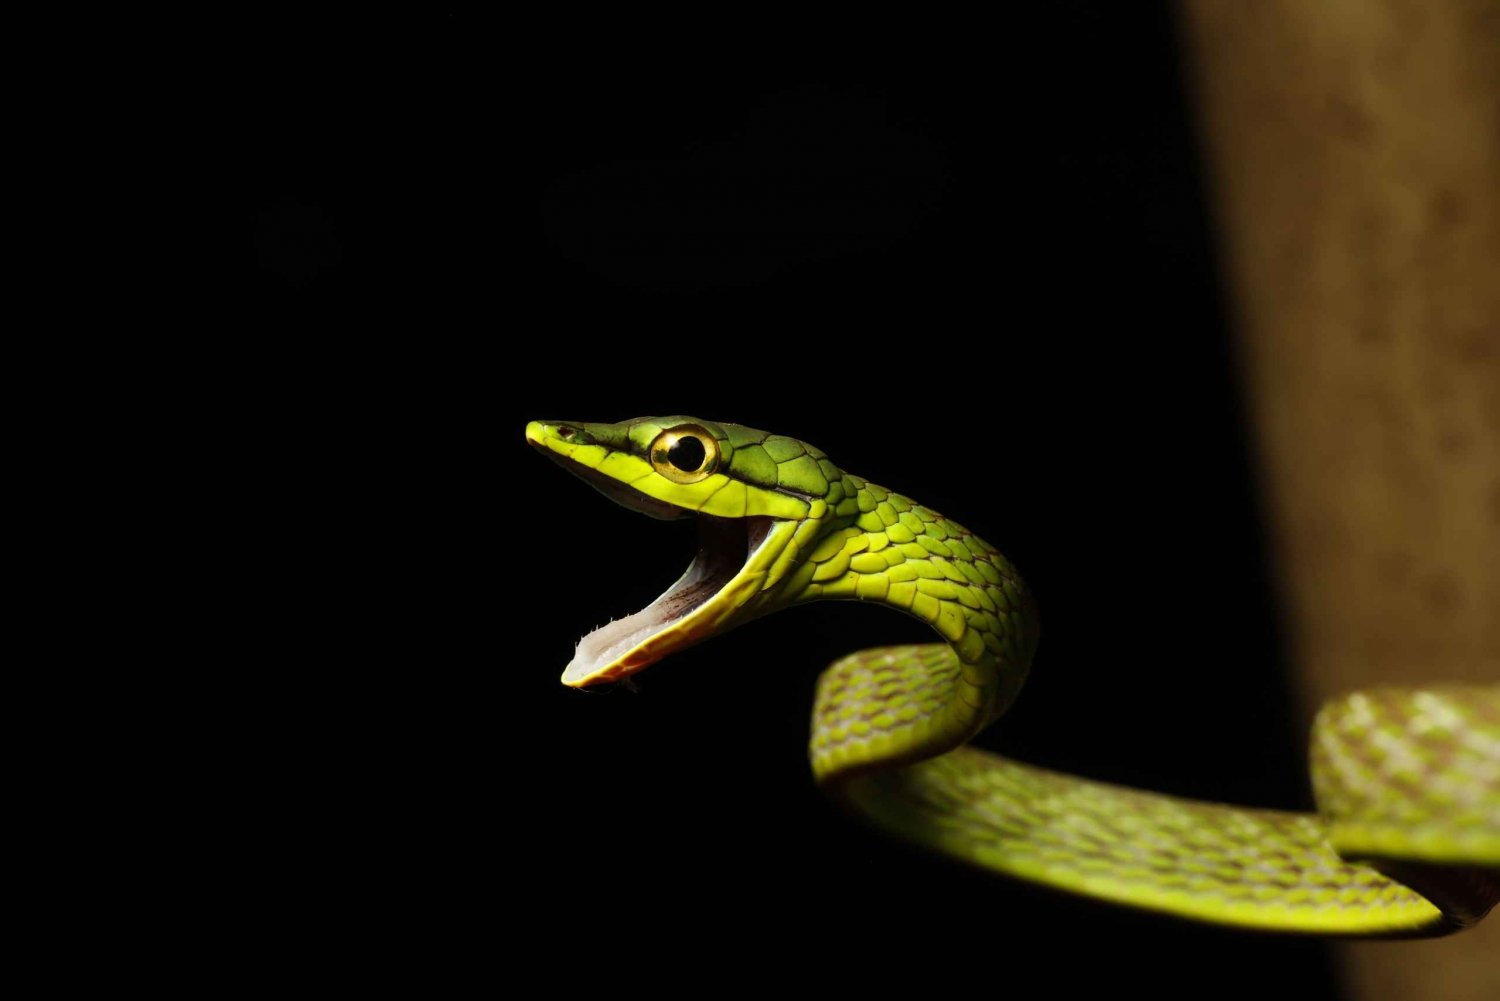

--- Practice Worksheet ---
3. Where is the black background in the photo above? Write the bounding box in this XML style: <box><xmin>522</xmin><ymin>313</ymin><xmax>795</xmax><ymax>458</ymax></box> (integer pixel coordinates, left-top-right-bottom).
<box><xmin>251</xmin><ymin>6</ymin><xmax>1346</xmax><ymax>995</ymax></box>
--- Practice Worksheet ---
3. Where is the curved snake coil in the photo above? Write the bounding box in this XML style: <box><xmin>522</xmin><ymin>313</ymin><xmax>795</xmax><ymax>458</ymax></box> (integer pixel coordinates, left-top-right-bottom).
<box><xmin>527</xmin><ymin>416</ymin><xmax>1500</xmax><ymax>935</ymax></box>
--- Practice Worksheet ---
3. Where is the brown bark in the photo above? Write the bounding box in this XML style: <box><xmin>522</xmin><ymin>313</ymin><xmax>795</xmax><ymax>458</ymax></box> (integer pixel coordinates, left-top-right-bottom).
<box><xmin>1178</xmin><ymin>1</ymin><xmax>1500</xmax><ymax>998</ymax></box>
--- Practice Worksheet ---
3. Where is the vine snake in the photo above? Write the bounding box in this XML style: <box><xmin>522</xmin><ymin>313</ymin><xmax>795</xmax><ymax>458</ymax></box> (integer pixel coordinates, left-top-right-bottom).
<box><xmin>526</xmin><ymin>415</ymin><xmax>1499</xmax><ymax>935</ymax></box>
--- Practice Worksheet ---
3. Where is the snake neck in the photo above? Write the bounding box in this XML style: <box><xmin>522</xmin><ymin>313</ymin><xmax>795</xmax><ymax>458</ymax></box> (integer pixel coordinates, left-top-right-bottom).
<box><xmin>757</xmin><ymin>472</ymin><xmax>1040</xmax><ymax>782</ymax></box>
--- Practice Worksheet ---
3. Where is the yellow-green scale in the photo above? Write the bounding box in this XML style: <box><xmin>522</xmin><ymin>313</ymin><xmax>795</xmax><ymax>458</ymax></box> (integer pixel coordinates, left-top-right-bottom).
<box><xmin>529</xmin><ymin>415</ymin><xmax>1499</xmax><ymax>937</ymax></box>
<box><xmin>782</xmin><ymin>476</ymin><xmax>1448</xmax><ymax>935</ymax></box>
<box><xmin>778</xmin><ymin>476</ymin><xmax>1039</xmax><ymax>783</ymax></box>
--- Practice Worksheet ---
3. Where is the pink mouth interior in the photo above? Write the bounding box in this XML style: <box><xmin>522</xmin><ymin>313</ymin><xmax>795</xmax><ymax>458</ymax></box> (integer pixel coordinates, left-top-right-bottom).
<box><xmin>562</xmin><ymin>515</ymin><xmax>774</xmax><ymax>684</ymax></box>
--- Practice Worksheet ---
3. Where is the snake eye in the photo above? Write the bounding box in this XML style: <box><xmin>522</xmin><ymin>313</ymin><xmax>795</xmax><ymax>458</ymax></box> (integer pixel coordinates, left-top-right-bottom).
<box><xmin>649</xmin><ymin>425</ymin><xmax>719</xmax><ymax>484</ymax></box>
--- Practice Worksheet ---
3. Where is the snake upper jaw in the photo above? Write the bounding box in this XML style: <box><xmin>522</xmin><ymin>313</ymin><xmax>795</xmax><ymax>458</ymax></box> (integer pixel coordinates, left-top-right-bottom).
<box><xmin>527</xmin><ymin>418</ymin><xmax>808</xmax><ymax>687</ymax></box>
<box><xmin>527</xmin><ymin>434</ymin><xmax>689</xmax><ymax>521</ymax></box>
<box><xmin>560</xmin><ymin>514</ymin><xmax>797</xmax><ymax>688</ymax></box>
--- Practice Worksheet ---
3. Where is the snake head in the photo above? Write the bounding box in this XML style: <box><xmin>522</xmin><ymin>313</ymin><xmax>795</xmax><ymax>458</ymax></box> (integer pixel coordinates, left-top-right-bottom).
<box><xmin>526</xmin><ymin>416</ymin><xmax>839</xmax><ymax>687</ymax></box>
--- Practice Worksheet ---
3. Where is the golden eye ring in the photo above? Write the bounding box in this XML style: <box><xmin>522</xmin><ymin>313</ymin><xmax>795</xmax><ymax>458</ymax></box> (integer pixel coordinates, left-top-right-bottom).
<box><xmin>649</xmin><ymin>425</ymin><xmax>720</xmax><ymax>484</ymax></box>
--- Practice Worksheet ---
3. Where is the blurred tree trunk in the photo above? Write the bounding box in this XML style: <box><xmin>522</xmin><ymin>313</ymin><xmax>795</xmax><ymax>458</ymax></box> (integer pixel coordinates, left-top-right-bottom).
<box><xmin>1179</xmin><ymin>1</ymin><xmax>1500</xmax><ymax>999</ymax></box>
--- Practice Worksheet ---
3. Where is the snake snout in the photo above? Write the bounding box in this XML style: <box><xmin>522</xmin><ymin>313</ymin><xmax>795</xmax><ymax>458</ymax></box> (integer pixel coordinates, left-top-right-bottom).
<box><xmin>525</xmin><ymin>421</ymin><xmax>588</xmax><ymax>449</ymax></box>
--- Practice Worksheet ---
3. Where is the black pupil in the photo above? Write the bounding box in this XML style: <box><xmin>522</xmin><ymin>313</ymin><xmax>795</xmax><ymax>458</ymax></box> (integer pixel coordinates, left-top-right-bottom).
<box><xmin>668</xmin><ymin>436</ymin><xmax>706</xmax><ymax>472</ymax></box>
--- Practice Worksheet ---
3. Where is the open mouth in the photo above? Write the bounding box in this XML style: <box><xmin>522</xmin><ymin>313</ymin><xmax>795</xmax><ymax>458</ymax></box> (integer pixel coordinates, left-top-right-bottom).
<box><xmin>561</xmin><ymin>512</ymin><xmax>778</xmax><ymax>686</ymax></box>
<box><xmin>528</xmin><ymin>423</ymin><xmax>810</xmax><ymax>690</ymax></box>
<box><xmin>528</xmin><ymin>427</ymin><xmax>802</xmax><ymax>687</ymax></box>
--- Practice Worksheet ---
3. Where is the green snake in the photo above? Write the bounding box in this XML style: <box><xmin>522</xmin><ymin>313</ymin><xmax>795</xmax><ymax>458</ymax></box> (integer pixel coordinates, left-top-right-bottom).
<box><xmin>526</xmin><ymin>415</ymin><xmax>1500</xmax><ymax>935</ymax></box>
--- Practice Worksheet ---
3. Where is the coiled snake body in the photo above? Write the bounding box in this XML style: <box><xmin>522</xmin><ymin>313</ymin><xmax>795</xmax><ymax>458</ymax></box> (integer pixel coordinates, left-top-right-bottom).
<box><xmin>527</xmin><ymin>416</ymin><xmax>1499</xmax><ymax>935</ymax></box>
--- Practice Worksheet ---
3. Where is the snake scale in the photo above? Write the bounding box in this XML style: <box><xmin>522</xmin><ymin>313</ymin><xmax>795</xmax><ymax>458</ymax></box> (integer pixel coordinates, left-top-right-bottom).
<box><xmin>527</xmin><ymin>415</ymin><xmax>1499</xmax><ymax>935</ymax></box>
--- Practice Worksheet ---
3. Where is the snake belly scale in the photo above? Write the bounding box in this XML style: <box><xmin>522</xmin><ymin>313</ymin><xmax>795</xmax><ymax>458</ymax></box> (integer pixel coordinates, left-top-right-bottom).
<box><xmin>526</xmin><ymin>415</ymin><xmax>1500</xmax><ymax>936</ymax></box>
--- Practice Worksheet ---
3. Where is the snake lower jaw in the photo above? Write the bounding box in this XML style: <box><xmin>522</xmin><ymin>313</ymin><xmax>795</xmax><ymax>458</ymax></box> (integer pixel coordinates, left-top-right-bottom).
<box><xmin>561</xmin><ymin>514</ymin><xmax>787</xmax><ymax>687</ymax></box>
